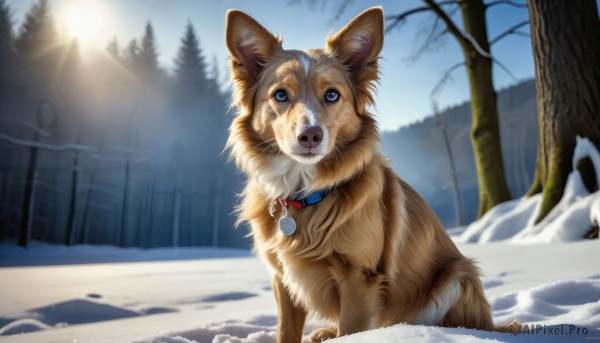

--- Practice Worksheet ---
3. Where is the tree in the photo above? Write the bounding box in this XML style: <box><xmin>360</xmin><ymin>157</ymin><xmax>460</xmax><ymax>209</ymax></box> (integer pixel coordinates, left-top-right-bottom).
<box><xmin>106</xmin><ymin>37</ymin><xmax>120</xmax><ymax>59</ymax></box>
<box><xmin>174</xmin><ymin>22</ymin><xmax>210</xmax><ymax>94</ymax></box>
<box><xmin>0</xmin><ymin>1</ymin><xmax>12</xmax><ymax>237</ymax></box>
<box><xmin>401</xmin><ymin>0</ymin><xmax>515</xmax><ymax>218</ymax></box>
<box><xmin>125</xmin><ymin>38</ymin><xmax>139</xmax><ymax>64</ymax></box>
<box><xmin>208</xmin><ymin>54</ymin><xmax>221</xmax><ymax>93</ymax></box>
<box><xmin>526</xmin><ymin>0</ymin><xmax>600</xmax><ymax>223</ymax></box>
<box><xmin>138</xmin><ymin>22</ymin><xmax>160</xmax><ymax>83</ymax></box>
<box><xmin>0</xmin><ymin>0</ymin><xmax>13</xmax><ymax>61</ymax></box>
<box><xmin>15</xmin><ymin>0</ymin><xmax>56</xmax><ymax>57</ymax></box>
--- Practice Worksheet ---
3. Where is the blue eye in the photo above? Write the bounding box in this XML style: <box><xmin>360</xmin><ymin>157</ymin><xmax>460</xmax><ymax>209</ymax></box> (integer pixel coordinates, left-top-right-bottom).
<box><xmin>324</xmin><ymin>89</ymin><xmax>339</xmax><ymax>103</ymax></box>
<box><xmin>273</xmin><ymin>89</ymin><xmax>288</xmax><ymax>102</ymax></box>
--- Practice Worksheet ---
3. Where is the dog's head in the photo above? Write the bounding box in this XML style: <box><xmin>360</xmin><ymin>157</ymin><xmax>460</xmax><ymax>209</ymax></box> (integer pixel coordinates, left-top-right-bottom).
<box><xmin>226</xmin><ymin>7</ymin><xmax>383</xmax><ymax>197</ymax></box>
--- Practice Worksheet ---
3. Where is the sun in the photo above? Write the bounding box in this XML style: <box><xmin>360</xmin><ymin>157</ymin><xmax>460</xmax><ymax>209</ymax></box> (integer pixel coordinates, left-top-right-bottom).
<box><xmin>62</xmin><ymin>1</ymin><xmax>105</xmax><ymax>44</ymax></box>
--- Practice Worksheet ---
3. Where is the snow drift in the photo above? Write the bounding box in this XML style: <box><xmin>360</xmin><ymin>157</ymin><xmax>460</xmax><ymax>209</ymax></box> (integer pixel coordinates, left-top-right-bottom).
<box><xmin>459</xmin><ymin>136</ymin><xmax>600</xmax><ymax>243</ymax></box>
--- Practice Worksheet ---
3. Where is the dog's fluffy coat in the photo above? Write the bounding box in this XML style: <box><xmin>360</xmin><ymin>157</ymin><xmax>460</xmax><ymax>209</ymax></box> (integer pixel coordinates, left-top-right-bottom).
<box><xmin>225</xmin><ymin>7</ymin><xmax>501</xmax><ymax>342</ymax></box>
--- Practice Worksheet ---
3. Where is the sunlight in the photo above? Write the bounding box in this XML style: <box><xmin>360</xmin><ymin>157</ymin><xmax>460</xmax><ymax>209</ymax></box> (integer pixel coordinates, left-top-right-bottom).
<box><xmin>61</xmin><ymin>1</ymin><xmax>105</xmax><ymax>44</ymax></box>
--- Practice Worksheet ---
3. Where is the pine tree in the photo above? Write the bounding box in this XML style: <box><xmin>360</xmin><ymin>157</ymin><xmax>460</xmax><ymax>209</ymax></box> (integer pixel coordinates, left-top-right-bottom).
<box><xmin>0</xmin><ymin>0</ymin><xmax>12</xmax><ymax>50</ymax></box>
<box><xmin>125</xmin><ymin>38</ymin><xmax>140</xmax><ymax>73</ymax></box>
<box><xmin>0</xmin><ymin>0</ymin><xmax>13</xmax><ymax>71</ymax></box>
<box><xmin>127</xmin><ymin>39</ymin><xmax>139</xmax><ymax>56</ymax></box>
<box><xmin>15</xmin><ymin>0</ymin><xmax>56</xmax><ymax>57</ymax></box>
<box><xmin>174</xmin><ymin>21</ymin><xmax>209</xmax><ymax>93</ymax></box>
<box><xmin>106</xmin><ymin>37</ymin><xmax>120</xmax><ymax>59</ymax></box>
<box><xmin>139</xmin><ymin>22</ymin><xmax>160</xmax><ymax>82</ymax></box>
<box><xmin>208</xmin><ymin>54</ymin><xmax>222</xmax><ymax>94</ymax></box>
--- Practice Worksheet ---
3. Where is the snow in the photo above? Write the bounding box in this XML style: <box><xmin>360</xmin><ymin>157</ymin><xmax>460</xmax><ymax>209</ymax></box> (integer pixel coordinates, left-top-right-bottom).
<box><xmin>1</xmin><ymin>240</ymin><xmax>599</xmax><ymax>343</ymax></box>
<box><xmin>591</xmin><ymin>195</ymin><xmax>600</xmax><ymax>227</ymax></box>
<box><xmin>1</xmin><ymin>137</ymin><xmax>599</xmax><ymax>342</ymax></box>
<box><xmin>459</xmin><ymin>136</ymin><xmax>600</xmax><ymax>244</ymax></box>
<box><xmin>0</xmin><ymin>241</ymin><xmax>251</xmax><ymax>267</ymax></box>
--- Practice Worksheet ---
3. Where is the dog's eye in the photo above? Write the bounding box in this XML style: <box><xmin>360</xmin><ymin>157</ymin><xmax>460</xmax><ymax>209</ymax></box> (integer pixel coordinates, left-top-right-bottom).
<box><xmin>273</xmin><ymin>89</ymin><xmax>288</xmax><ymax>102</ymax></box>
<box><xmin>324</xmin><ymin>89</ymin><xmax>339</xmax><ymax>103</ymax></box>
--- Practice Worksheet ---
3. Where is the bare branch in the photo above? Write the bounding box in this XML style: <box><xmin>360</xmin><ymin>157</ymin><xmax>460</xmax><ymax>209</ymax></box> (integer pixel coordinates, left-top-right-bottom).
<box><xmin>408</xmin><ymin>17</ymin><xmax>445</xmax><ymax>62</ymax></box>
<box><xmin>385</xmin><ymin>7</ymin><xmax>430</xmax><ymax>33</ymax></box>
<box><xmin>490</xmin><ymin>20</ymin><xmax>529</xmax><ymax>46</ymax></box>
<box><xmin>0</xmin><ymin>118</ymin><xmax>51</xmax><ymax>137</ymax></box>
<box><xmin>0</xmin><ymin>133</ymin><xmax>97</xmax><ymax>153</ymax></box>
<box><xmin>485</xmin><ymin>0</ymin><xmax>528</xmax><ymax>10</ymax></box>
<box><xmin>331</xmin><ymin>0</ymin><xmax>355</xmax><ymax>22</ymax></box>
<box><xmin>408</xmin><ymin>5</ymin><xmax>460</xmax><ymax>63</ymax></box>
<box><xmin>385</xmin><ymin>1</ymin><xmax>459</xmax><ymax>34</ymax></box>
<box><xmin>430</xmin><ymin>61</ymin><xmax>465</xmax><ymax>99</ymax></box>
<box><xmin>93</xmin><ymin>154</ymin><xmax>148</xmax><ymax>163</ymax></box>
<box><xmin>422</xmin><ymin>0</ymin><xmax>469</xmax><ymax>50</ymax></box>
<box><xmin>493</xmin><ymin>58</ymin><xmax>518</xmax><ymax>82</ymax></box>
<box><xmin>423</xmin><ymin>0</ymin><xmax>497</xmax><ymax>60</ymax></box>
<box><xmin>512</xmin><ymin>30</ymin><xmax>531</xmax><ymax>38</ymax></box>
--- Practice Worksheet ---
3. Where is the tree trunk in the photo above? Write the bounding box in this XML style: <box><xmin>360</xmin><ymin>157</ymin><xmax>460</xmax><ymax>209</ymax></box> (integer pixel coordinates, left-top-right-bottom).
<box><xmin>525</xmin><ymin>138</ymin><xmax>543</xmax><ymax>197</ymax></box>
<box><xmin>436</xmin><ymin>114</ymin><xmax>463</xmax><ymax>226</ymax></box>
<box><xmin>0</xmin><ymin>171</ymin><xmax>6</xmax><ymax>239</ymax></box>
<box><xmin>120</xmin><ymin>150</ymin><xmax>131</xmax><ymax>247</ymax></box>
<box><xmin>18</xmin><ymin>132</ymin><xmax>39</xmax><ymax>247</ymax></box>
<box><xmin>527</xmin><ymin>0</ymin><xmax>600</xmax><ymax>223</ymax></box>
<box><xmin>64</xmin><ymin>135</ymin><xmax>80</xmax><ymax>246</ymax></box>
<box><xmin>460</xmin><ymin>0</ymin><xmax>511</xmax><ymax>218</ymax></box>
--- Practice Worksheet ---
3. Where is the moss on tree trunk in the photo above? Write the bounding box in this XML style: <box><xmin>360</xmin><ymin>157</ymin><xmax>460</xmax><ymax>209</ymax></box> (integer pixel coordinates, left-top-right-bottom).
<box><xmin>527</xmin><ymin>0</ymin><xmax>600</xmax><ymax>224</ymax></box>
<box><xmin>460</xmin><ymin>0</ymin><xmax>511</xmax><ymax>217</ymax></box>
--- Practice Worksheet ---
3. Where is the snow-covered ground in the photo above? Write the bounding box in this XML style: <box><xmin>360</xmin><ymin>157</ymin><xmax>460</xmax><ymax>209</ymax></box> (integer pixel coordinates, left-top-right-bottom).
<box><xmin>1</xmin><ymin>138</ymin><xmax>598</xmax><ymax>342</ymax></box>
<box><xmin>0</xmin><ymin>240</ymin><xmax>598</xmax><ymax>343</ymax></box>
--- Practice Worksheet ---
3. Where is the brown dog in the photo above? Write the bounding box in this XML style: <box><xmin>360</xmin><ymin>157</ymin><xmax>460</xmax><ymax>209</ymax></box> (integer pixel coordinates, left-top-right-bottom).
<box><xmin>225</xmin><ymin>7</ymin><xmax>502</xmax><ymax>342</ymax></box>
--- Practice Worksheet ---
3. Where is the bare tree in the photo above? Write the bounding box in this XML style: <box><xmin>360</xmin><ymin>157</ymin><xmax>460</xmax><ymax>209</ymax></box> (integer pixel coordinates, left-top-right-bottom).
<box><xmin>389</xmin><ymin>0</ymin><xmax>526</xmax><ymax>218</ymax></box>
<box><xmin>433</xmin><ymin>101</ymin><xmax>463</xmax><ymax>226</ymax></box>
<box><xmin>526</xmin><ymin>0</ymin><xmax>600</xmax><ymax>223</ymax></box>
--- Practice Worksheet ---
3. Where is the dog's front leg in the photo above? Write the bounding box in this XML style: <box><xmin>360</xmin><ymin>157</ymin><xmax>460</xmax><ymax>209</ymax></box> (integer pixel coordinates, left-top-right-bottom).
<box><xmin>273</xmin><ymin>275</ymin><xmax>307</xmax><ymax>343</ymax></box>
<box><xmin>336</xmin><ymin>267</ymin><xmax>384</xmax><ymax>337</ymax></box>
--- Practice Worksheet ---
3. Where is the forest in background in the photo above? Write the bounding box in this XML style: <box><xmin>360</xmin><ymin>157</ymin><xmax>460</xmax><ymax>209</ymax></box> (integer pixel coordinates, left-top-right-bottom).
<box><xmin>0</xmin><ymin>0</ymin><xmax>246</xmax><ymax>248</ymax></box>
<box><xmin>0</xmin><ymin>0</ymin><xmax>554</xmax><ymax>247</ymax></box>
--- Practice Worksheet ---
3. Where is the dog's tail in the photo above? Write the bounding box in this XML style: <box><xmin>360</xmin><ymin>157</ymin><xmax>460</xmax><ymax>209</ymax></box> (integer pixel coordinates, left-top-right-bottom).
<box><xmin>495</xmin><ymin>320</ymin><xmax>521</xmax><ymax>334</ymax></box>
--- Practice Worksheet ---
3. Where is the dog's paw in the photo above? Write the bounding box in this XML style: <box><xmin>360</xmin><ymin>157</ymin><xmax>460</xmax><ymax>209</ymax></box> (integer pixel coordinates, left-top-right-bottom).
<box><xmin>308</xmin><ymin>327</ymin><xmax>337</xmax><ymax>342</ymax></box>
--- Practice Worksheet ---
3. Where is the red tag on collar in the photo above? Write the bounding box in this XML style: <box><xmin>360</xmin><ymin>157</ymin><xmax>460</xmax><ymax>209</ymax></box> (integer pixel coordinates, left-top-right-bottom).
<box><xmin>279</xmin><ymin>198</ymin><xmax>303</xmax><ymax>210</ymax></box>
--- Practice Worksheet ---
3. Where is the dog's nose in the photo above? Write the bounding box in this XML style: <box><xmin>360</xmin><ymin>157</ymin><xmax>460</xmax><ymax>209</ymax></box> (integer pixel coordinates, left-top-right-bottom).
<box><xmin>297</xmin><ymin>126</ymin><xmax>323</xmax><ymax>149</ymax></box>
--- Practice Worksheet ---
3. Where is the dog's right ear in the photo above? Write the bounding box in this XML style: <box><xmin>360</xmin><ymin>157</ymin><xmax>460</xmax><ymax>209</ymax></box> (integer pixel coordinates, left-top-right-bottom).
<box><xmin>226</xmin><ymin>10</ymin><xmax>281</xmax><ymax>101</ymax></box>
<box><xmin>326</xmin><ymin>7</ymin><xmax>383</xmax><ymax>111</ymax></box>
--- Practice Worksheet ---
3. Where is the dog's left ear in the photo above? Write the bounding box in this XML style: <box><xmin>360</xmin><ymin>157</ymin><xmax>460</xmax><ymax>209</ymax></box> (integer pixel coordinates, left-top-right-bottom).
<box><xmin>326</xmin><ymin>7</ymin><xmax>383</xmax><ymax>108</ymax></box>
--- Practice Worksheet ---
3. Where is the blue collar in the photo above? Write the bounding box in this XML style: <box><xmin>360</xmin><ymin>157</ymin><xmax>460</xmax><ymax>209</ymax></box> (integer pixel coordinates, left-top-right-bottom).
<box><xmin>279</xmin><ymin>189</ymin><xmax>330</xmax><ymax>210</ymax></box>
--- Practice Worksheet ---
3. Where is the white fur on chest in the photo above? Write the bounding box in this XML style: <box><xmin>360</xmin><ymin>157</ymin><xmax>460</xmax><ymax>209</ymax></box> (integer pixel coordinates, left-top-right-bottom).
<box><xmin>255</xmin><ymin>156</ymin><xmax>316</xmax><ymax>199</ymax></box>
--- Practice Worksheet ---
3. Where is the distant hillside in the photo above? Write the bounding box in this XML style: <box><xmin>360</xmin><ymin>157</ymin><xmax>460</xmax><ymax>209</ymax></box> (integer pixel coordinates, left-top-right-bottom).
<box><xmin>381</xmin><ymin>79</ymin><xmax>538</xmax><ymax>227</ymax></box>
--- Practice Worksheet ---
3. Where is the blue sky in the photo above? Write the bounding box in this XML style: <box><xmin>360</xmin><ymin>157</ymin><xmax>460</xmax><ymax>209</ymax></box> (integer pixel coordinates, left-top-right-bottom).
<box><xmin>7</xmin><ymin>0</ymin><xmax>537</xmax><ymax>131</ymax></box>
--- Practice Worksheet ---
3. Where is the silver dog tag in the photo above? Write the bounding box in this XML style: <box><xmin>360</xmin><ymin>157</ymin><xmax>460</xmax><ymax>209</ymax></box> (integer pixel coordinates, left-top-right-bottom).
<box><xmin>278</xmin><ymin>207</ymin><xmax>296</xmax><ymax>236</ymax></box>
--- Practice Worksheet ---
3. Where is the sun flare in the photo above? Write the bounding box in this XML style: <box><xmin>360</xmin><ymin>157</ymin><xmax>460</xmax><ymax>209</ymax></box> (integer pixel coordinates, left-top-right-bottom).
<box><xmin>62</xmin><ymin>1</ymin><xmax>105</xmax><ymax>44</ymax></box>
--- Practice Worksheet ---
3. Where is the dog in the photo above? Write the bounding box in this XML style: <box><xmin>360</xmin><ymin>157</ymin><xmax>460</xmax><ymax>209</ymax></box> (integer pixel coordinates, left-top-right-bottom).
<box><xmin>225</xmin><ymin>7</ymin><xmax>504</xmax><ymax>342</ymax></box>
